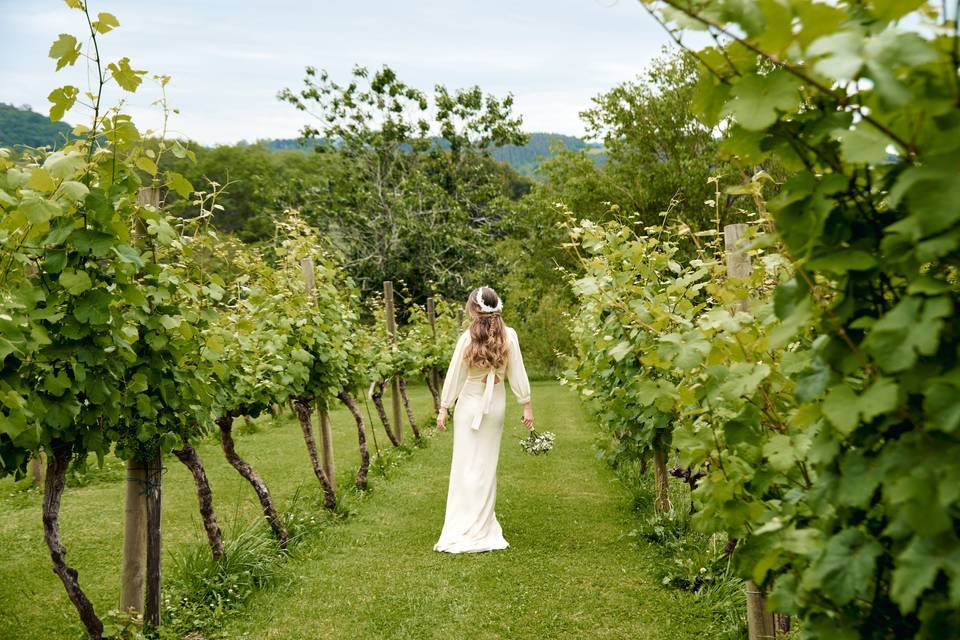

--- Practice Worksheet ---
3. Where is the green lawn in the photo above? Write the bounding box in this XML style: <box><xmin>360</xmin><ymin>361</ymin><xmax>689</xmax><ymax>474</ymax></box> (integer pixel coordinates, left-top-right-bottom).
<box><xmin>0</xmin><ymin>382</ymin><xmax>711</xmax><ymax>639</ymax></box>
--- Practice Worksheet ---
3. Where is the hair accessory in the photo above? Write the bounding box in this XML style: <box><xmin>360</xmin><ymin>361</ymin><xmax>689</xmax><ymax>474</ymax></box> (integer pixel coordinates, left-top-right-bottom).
<box><xmin>475</xmin><ymin>287</ymin><xmax>503</xmax><ymax>314</ymax></box>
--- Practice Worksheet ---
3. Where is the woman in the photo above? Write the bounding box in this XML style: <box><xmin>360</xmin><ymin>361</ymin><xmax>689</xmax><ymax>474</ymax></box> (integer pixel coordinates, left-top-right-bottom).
<box><xmin>433</xmin><ymin>286</ymin><xmax>534</xmax><ymax>553</ymax></box>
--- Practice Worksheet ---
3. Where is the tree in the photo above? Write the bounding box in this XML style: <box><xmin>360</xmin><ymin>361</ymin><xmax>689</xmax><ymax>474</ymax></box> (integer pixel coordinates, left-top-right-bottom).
<box><xmin>279</xmin><ymin>64</ymin><xmax>529</xmax><ymax>303</ymax></box>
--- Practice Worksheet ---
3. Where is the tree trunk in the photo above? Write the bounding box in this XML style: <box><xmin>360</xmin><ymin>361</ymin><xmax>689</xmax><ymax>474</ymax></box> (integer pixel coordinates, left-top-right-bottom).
<box><xmin>144</xmin><ymin>451</ymin><xmax>162</xmax><ymax>628</ymax></box>
<box><xmin>337</xmin><ymin>390</ymin><xmax>370</xmax><ymax>490</ymax></box>
<box><xmin>653</xmin><ymin>448</ymin><xmax>671</xmax><ymax>514</ymax></box>
<box><xmin>397</xmin><ymin>377</ymin><xmax>421</xmax><ymax>439</ymax></box>
<box><xmin>370</xmin><ymin>380</ymin><xmax>400</xmax><ymax>447</ymax></box>
<box><xmin>292</xmin><ymin>397</ymin><xmax>337</xmax><ymax>510</ymax></box>
<box><xmin>42</xmin><ymin>441</ymin><xmax>104</xmax><ymax>640</ymax></box>
<box><xmin>172</xmin><ymin>443</ymin><xmax>224</xmax><ymax>561</ymax></box>
<box><xmin>423</xmin><ymin>368</ymin><xmax>441</xmax><ymax>413</ymax></box>
<box><xmin>217</xmin><ymin>415</ymin><xmax>289</xmax><ymax>549</ymax></box>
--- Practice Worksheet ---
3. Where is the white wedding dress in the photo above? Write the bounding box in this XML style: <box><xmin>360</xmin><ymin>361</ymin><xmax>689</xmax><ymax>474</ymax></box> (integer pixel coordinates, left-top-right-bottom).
<box><xmin>433</xmin><ymin>326</ymin><xmax>531</xmax><ymax>553</ymax></box>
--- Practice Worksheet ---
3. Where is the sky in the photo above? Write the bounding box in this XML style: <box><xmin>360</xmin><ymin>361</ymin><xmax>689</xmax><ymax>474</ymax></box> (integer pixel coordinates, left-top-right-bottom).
<box><xmin>0</xmin><ymin>1</ymin><xmax>674</xmax><ymax>145</ymax></box>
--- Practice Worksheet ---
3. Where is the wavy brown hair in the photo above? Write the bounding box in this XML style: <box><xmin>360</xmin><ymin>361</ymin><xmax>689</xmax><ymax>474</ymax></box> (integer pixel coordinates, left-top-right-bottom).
<box><xmin>463</xmin><ymin>287</ymin><xmax>508</xmax><ymax>369</ymax></box>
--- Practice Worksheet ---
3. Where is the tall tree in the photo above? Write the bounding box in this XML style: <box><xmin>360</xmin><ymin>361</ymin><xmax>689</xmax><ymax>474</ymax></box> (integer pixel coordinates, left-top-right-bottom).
<box><xmin>279</xmin><ymin>64</ymin><xmax>528</xmax><ymax>302</ymax></box>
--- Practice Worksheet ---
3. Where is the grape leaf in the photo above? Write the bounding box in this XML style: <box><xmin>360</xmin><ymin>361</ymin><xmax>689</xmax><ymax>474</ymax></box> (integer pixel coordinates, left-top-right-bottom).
<box><xmin>48</xmin><ymin>33</ymin><xmax>80</xmax><ymax>70</ymax></box>
<box><xmin>804</xmin><ymin>528</ymin><xmax>882</xmax><ymax>605</ymax></box>
<box><xmin>92</xmin><ymin>12</ymin><xmax>119</xmax><ymax>34</ymax></box>
<box><xmin>47</xmin><ymin>85</ymin><xmax>79</xmax><ymax>122</ymax></box>
<box><xmin>722</xmin><ymin>70</ymin><xmax>803</xmax><ymax>130</ymax></box>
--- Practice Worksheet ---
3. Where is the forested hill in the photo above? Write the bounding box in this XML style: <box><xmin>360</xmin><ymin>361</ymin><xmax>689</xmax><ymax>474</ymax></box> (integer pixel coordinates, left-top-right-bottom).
<box><xmin>0</xmin><ymin>103</ymin><xmax>74</xmax><ymax>147</ymax></box>
<box><xmin>0</xmin><ymin>102</ymin><xmax>602</xmax><ymax>175</ymax></box>
<box><xmin>263</xmin><ymin>132</ymin><xmax>605</xmax><ymax>176</ymax></box>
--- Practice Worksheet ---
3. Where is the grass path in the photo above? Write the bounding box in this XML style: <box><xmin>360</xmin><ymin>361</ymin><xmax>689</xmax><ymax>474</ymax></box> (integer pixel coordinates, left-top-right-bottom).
<box><xmin>219</xmin><ymin>381</ymin><xmax>708</xmax><ymax>640</ymax></box>
<box><xmin>0</xmin><ymin>382</ymin><xmax>710</xmax><ymax>639</ymax></box>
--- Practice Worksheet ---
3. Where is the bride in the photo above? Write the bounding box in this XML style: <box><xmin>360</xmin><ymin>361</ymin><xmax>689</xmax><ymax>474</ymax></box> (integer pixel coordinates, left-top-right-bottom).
<box><xmin>433</xmin><ymin>286</ymin><xmax>534</xmax><ymax>554</ymax></box>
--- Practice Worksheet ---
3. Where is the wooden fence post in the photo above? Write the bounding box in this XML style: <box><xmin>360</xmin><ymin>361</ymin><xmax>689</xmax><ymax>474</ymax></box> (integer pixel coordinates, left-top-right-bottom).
<box><xmin>384</xmin><ymin>281</ymin><xmax>403</xmax><ymax>444</ymax></box>
<box><xmin>119</xmin><ymin>185</ymin><xmax>161</xmax><ymax>618</ymax></box>
<box><xmin>725</xmin><ymin>223</ymin><xmax>781</xmax><ymax>638</ymax></box>
<box><xmin>426</xmin><ymin>296</ymin><xmax>440</xmax><ymax>393</ymax></box>
<box><xmin>302</xmin><ymin>257</ymin><xmax>336</xmax><ymax>484</ymax></box>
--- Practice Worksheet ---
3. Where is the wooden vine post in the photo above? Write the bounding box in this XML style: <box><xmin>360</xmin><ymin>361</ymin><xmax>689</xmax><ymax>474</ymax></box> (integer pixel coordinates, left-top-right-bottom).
<box><xmin>384</xmin><ymin>281</ymin><xmax>403</xmax><ymax>444</ymax></box>
<box><xmin>28</xmin><ymin>452</ymin><xmax>45</xmax><ymax>488</ymax></box>
<box><xmin>119</xmin><ymin>186</ymin><xmax>161</xmax><ymax>619</ymax></box>
<box><xmin>144</xmin><ymin>451</ymin><xmax>162</xmax><ymax>627</ymax></box>
<box><xmin>426</xmin><ymin>297</ymin><xmax>440</xmax><ymax>411</ymax></box>
<box><xmin>301</xmin><ymin>257</ymin><xmax>336</xmax><ymax>488</ymax></box>
<box><xmin>725</xmin><ymin>223</ymin><xmax>778</xmax><ymax>640</ymax></box>
<box><xmin>724</xmin><ymin>223</ymin><xmax>752</xmax><ymax>311</ymax></box>
<box><xmin>119</xmin><ymin>458</ymin><xmax>147</xmax><ymax>615</ymax></box>
<box><xmin>652</xmin><ymin>448</ymin><xmax>671</xmax><ymax>514</ymax></box>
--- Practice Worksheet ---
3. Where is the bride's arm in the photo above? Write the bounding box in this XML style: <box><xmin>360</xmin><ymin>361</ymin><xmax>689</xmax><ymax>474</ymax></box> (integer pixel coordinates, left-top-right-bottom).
<box><xmin>506</xmin><ymin>328</ymin><xmax>534</xmax><ymax>429</ymax></box>
<box><xmin>439</xmin><ymin>331</ymin><xmax>470</xmax><ymax>414</ymax></box>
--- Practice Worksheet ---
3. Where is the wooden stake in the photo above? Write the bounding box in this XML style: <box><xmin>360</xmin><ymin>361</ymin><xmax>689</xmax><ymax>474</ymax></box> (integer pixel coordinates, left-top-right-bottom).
<box><xmin>119</xmin><ymin>187</ymin><xmax>160</xmax><ymax>619</ymax></box>
<box><xmin>301</xmin><ymin>256</ymin><xmax>336</xmax><ymax>481</ymax></box>
<box><xmin>725</xmin><ymin>223</ymin><xmax>783</xmax><ymax>637</ymax></box>
<box><xmin>119</xmin><ymin>458</ymin><xmax>147</xmax><ymax>614</ymax></box>
<box><xmin>724</xmin><ymin>223</ymin><xmax>752</xmax><ymax>312</ymax></box>
<box><xmin>135</xmin><ymin>187</ymin><xmax>160</xmax><ymax>261</ymax></box>
<box><xmin>746</xmin><ymin>580</ymin><xmax>776</xmax><ymax>640</ymax></box>
<box><xmin>28</xmin><ymin>451</ymin><xmax>45</xmax><ymax>489</ymax></box>
<box><xmin>426</xmin><ymin>297</ymin><xmax>440</xmax><ymax>410</ymax></box>
<box><xmin>384</xmin><ymin>281</ymin><xmax>403</xmax><ymax>444</ymax></box>
<box><xmin>317</xmin><ymin>400</ymin><xmax>336</xmax><ymax>489</ymax></box>
<box><xmin>144</xmin><ymin>451</ymin><xmax>162</xmax><ymax>627</ymax></box>
<box><xmin>653</xmin><ymin>448</ymin><xmax>671</xmax><ymax>514</ymax></box>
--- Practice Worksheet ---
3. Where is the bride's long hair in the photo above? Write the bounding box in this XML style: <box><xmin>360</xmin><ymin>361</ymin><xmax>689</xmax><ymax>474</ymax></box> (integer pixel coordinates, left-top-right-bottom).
<box><xmin>463</xmin><ymin>287</ymin><xmax>508</xmax><ymax>369</ymax></box>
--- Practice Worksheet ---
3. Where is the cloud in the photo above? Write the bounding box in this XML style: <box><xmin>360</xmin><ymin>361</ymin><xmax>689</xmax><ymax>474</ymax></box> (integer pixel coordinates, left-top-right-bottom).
<box><xmin>0</xmin><ymin>0</ymin><xmax>672</xmax><ymax>144</ymax></box>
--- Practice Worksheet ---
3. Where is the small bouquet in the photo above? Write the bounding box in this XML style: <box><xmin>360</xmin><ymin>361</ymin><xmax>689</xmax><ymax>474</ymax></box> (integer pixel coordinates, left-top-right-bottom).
<box><xmin>519</xmin><ymin>429</ymin><xmax>556</xmax><ymax>455</ymax></box>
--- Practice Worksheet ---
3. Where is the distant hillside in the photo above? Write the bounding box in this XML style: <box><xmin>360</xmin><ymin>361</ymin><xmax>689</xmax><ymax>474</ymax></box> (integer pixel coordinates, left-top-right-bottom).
<box><xmin>0</xmin><ymin>103</ymin><xmax>73</xmax><ymax>148</ymax></box>
<box><xmin>261</xmin><ymin>132</ymin><xmax>605</xmax><ymax>177</ymax></box>
<box><xmin>488</xmin><ymin>133</ymin><xmax>605</xmax><ymax>176</ymax></box>
<box><xmin>0</xmin><ymin>103</ymin><xmax>603</xmax><ymax>176</ymax></box>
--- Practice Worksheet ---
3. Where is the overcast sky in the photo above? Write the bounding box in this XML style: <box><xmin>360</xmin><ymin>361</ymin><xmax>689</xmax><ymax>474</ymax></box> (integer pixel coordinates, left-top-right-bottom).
<box><xmin>1</xmin><ymin>1</ymin><xmax>674</xmax><ymax>145</ymax></box>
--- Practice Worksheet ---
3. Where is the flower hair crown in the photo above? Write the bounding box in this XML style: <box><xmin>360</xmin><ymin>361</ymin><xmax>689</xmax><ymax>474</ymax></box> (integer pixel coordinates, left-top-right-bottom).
<box><xmin>475</xmin><ymin>287</ymin><xmax>503</xmax><ymax>314</ymax></box>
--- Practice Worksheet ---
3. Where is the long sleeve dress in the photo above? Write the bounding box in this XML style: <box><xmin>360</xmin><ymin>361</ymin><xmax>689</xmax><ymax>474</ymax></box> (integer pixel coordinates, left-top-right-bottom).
<box><xmin>433</xmin><ymin>326</ymin><xmax>531</xmax><ymax>553</ymax></box>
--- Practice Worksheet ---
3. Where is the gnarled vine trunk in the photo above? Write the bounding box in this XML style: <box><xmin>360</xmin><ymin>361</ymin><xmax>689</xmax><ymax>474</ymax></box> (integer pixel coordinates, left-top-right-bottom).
<box><xmin>422</xmin><ymin>368</ymin><xmax>441</xmax><ymax>413</ymax></box>
<box><xmin>42</xmin><ymin>441</ymin><xmax>104</xmax><ymax>640</ymax></box>
<box><xmin>370</xmin><ymin>380</ymin><xmax>400</xmax><ymax>447</ymax></box>
<box><xmin>292</xmin><ymin>397</ymin><xmax>337</xmax><ymax>510</ymax></box>
<box><xmin>172</xmin><ymin>442</ymin><xmax>225</xmax><ymax>561</ymax></box>
<box><xmin>338</xmin><ymin>390</ymin><xmax>370</xmax><ymax>489</ymax></box>
<box><xmin>217</xmin><ymin>415</ymin><xmax>289</xmax><ymax>549</ymax></box>
<box><xmin>397</xmin><ymin>376</ymin><xmax>421</xmax><ymax>439</ymax></box>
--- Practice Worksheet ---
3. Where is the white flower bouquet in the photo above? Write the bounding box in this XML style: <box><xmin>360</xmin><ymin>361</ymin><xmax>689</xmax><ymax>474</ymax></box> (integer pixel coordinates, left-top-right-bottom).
<box><xmin>519</xmin><ymin>429</ymin><xmax>555</xmax><ymax>455</ymax></box>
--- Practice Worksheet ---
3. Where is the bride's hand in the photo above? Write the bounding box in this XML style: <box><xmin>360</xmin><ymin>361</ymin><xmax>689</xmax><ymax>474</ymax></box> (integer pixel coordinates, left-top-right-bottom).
<box><xmin>521</xmin><ymin>403</ymin><xmax>534</xmax><ymax>430</ymax></box>
<box><xmin>436</xmin><ymin>411</ymin><xmax>447</xmax><ymax>432</ymax></box>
